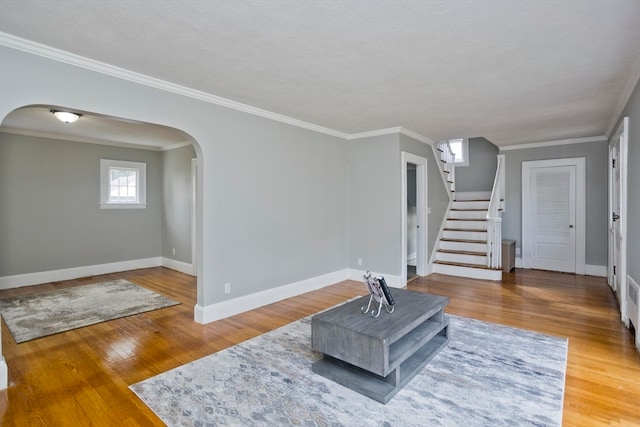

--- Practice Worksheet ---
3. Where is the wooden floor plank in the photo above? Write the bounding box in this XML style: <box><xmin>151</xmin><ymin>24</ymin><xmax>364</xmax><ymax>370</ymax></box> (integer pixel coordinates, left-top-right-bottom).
<box><xmin>0</xmin><ymin>267</ymin><xmax>638</xmax><ymax>426</ymax></box>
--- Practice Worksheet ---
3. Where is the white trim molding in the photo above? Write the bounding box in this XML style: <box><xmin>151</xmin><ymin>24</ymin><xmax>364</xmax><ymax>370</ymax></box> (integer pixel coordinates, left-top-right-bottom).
<box><xmin>585</xmin><ymin>265</ymin><xmax>607</xmax><ymax>277</ymax></box>
<box><xmin>0</xmin><ymin>356</ymin><xmax>6</xmax><ymax>390</ymax></box>
<box><xmin>0</xmin><ymin>257</ymin><xmax>163</xmax><ymax>290</ymax></box>
<box><xmin>499</xmin><ymin>136</ymin><xmax>607</xmax><ymax>151</ymax></box>
<box><xmin>161</xmin><ymin>257</ymin><xmax>194</xmax><ymax>276</ymax></box>
<box><xmin>0</xmin><ymin>32</ymin><xmax>347</xmax><ymax>140</ymax></box>
<box><xmin>194</xmin><ymin>270</ymin><xmax>349</xmax><ymax>324</ymax></box>
<box><xmin>347</xmin><ymin>269</ymin><xmax>403</xmax><ymax>288</ymax></box>
<box><xmin>0</xmin><ymin>32</ymin><xmax>437</xmax><ymax>146</ymax></box>
<box><xmin>514</xmin><ymin>258</ymin><xmax>606</xmax><ymax>278</ymax></box>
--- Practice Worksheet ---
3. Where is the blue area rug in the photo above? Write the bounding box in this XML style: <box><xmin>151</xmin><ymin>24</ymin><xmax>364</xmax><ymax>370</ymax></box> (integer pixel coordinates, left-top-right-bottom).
<box><xmin>131</xmin><ymin>308</ymin><xmax>567</xmax><ymax>426</ymax></box>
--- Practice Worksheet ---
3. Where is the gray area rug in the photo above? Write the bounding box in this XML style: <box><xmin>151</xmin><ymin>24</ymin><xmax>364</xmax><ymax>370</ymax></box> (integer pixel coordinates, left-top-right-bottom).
<box><xmin>131</xmin><ymin>304</ymin><xmax>568</xmax><ymax>426</ymax></box>
<box><xmin>0</xmin><ymin>279</ymin><xmax>180</xmax><ymax>343</ymax></box>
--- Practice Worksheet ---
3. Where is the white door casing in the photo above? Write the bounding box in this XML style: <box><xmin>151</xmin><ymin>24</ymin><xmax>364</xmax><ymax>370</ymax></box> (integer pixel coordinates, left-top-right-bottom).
<box><xmin>191</xmin><ymin>158</ymin><xmax>198</xmax><ymax>277</ymax></box>
<box><xmin>522</xmin><ymin>158</ymin><xmax>586</xmax><ymax>274</ymax></box>
<box><xmin>608</xmin><ymin>117</ymin><xmax>629</xmax><ymax>324</ymax></box>
<box><xmin>401</xmin><ymin>152</ymin><xmax>428</xmax><ymax>286</ymax></box>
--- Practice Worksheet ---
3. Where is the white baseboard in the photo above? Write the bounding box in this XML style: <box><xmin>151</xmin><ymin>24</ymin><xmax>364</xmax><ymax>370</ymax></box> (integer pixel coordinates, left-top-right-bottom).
<box><xmin>0</xmin><ymin>257</ymin><xmax>163</xmax><ymax>290</ymax></box>
<box><xmin>407</xmin><ymin>252</ymin><xmax>417</xmax><ymax>267</ymax></box>
<box><xmin>161</xmin><ymin>257</ymin><xmax>194</xmax><ymax>276</ymax></box>
<box><xmin>514</xmin><ymin>258</ymin><xmax>606</xmax><ymax>277</ymax></box>
<box><xmin>194</xmin><ymin>269</ymin><xmax>349</xmax><ymax>324</ymax></box>
<box><xmin>585</xmin><ymin>265</ymin><xmax>607</xmax><ymax>277</ymax></box>
<box><xmin>0</xmin><ymin>356</ymin><xmax>6</xmax><ymax>391</ymax></box>
<box><xmin>346</xmin><ymin>269</ymin><xmax>403</xmax><ymax>288</ymax></box>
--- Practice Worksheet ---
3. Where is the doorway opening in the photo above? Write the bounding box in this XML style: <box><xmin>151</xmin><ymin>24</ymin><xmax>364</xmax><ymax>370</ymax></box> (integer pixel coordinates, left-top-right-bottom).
<box><xmin>401</xmin><ymin>152</ymin><xmax>428</xmax><ymax>286</ymax></box>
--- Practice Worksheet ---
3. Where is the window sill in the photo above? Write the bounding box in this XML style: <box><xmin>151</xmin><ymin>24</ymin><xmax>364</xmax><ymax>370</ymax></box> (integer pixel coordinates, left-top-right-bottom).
<box><xmin>100</xmin><ymin>203</ymin><xmax>148</xmax><ymax>210</ymax></box>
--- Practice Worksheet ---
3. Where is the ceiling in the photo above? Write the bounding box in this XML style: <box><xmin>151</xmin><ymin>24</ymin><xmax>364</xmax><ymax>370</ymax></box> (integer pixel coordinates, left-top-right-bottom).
<box><xmin>1</xmin><ymin>0</ymin><xmax>639</xmax><ymax>148</ymax></box>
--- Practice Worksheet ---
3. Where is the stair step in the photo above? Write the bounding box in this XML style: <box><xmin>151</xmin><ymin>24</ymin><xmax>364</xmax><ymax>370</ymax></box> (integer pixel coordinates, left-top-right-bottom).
<box><xmin>449</xmin><ymin>210</ymin><xmax>488</xmax><ymax>219</ymax></box>
<box><xmin>452</xmin><ymin>200</ymin><xmax>490</xmax><ymax>210</ymax></box>
<box><xmin>441</xmin><ymin>238</ymin><xmax>487</xmax><ymax>244</ymax></box>
<box><xmin>442</xmin><ymin>229</ymin><xmax>488</xmax><ymax>241</ymax></box>
<box><xmin>444</xmin><ymin>228</ymin><xmax>486</xmax><ymax>232</ymax></box>
<box><xmin>438</xmin><ymin>249</ymin><xmax>486</xmax><ymax>256</ymax></box>
<box><xmin>432</xmin><ymin>261</ymin><xmax>503</xmax><ymax>281</ymax></box>
<box><xmin>434</xmin><ymin>260</ymin><xmax>500</xmax><ymax>271</ymax></box>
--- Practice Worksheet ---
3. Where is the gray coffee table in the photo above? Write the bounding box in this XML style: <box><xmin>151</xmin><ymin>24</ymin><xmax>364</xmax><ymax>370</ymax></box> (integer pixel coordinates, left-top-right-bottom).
<box><xmin>311</xmin><ymin>289</ymin><xmax>449</xmax><ymax>403</ymax></box>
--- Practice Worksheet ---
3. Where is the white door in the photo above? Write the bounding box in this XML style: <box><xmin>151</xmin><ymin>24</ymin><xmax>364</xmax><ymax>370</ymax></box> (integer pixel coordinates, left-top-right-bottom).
<box><xmin>608</xmin><ymin>117</ymin><xmax>629</xmax><ymax>323</ymax></box>
<box><xmin>522</xmin><ymin>158</ymin><xmax>586</xmax><ymax>274</ymax></box>
<box><xmin>610</xmin><ymin>142</ymin><xmax>621</xmax><ymax>294</ymax></box>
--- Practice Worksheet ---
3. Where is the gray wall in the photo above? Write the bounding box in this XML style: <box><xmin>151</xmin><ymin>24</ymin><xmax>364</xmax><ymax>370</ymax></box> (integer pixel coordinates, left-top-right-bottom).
<box><xmin>610</xmin><ymin>79</ymin><xmax>640</xmax><ymax>283</ymax></box>
<box><xmin>162</xmin><ymin>144</ymin><xmax>196</xmax><ymax>264</ymax></box>
<box><xmin>0</xmin><ymin>45</ymin><xmax>350</xmax><ymax>307</ymax></box>
<box><xmin>399</xmin><ymin>134</ymin><xmax>450</xmax><ymax>258</ymax></box>
<box><xmin>347</xmin><ymin>133</ymin><xmax>450</xmax><ymax>277</ymax></box>
<box><xmin>500</xmin><ymin>140</ymin><xmax>609</xmax><ymax>267</ymax></box>
<box><xmin>347</xmin><ymin>134</ymin><xmax>400</xmax><ymax>274</ymax></box>
<box><xmin>0</xmin><ymin>132</ymin><xmax>162</xmax><ymax>275</ymax></box>
<box><xmin>456</xmin><ymin>137</ymin><xmax>499</xmax><ymax>192</ymax></box>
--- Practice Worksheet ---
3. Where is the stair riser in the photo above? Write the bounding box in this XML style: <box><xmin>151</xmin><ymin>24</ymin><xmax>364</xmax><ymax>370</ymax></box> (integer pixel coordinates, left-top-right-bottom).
<box><xmin>446</xmin><ymin>220</ymin><xmax>487</xmax><ymax>230</ymax></box>
<box><xmin>440</xmin><ymin>241</ymin><xmax>487</xmax><ymax>252</ymax></box>
<box><xmin>443</xmin><ymin>230</ymin><xmax>487</xmax><ymax>240</ymax></box>
<box><xmin>432</xmin><ymin>263</ymin><xmax>502</xmax><ymax>281</ymax></box>
<box><xmin>437</xmin><ymin>252</ymin><xmax>487</xmax><ymax>265</ymax></box>
<box><xmin>452</xmin><ymin>201</ymin><xmax>489</xmax><ymax>210</ymax></box>
<box><xmin>449</xmin><ymin>210</ymin><xmax>487</xmax><ymax>219</ymax></box>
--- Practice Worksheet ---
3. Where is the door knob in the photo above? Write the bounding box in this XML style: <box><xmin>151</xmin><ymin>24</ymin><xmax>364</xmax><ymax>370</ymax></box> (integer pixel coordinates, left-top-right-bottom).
<box><xmin>569</xmin><ymin>225</ymin><xmax>574</xmax><ymax>228</ymax></box>
<box><xmin>613</xmin><ymin>213</ymin><xmax>620</xmax><ymax>221</ymax></box>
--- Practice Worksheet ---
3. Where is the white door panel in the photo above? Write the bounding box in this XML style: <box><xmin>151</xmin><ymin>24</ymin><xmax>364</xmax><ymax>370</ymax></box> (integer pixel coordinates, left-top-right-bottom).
<box><xmin>522</xmin><ymin>158</ymin><xmax>585</xmax><ymax>274</ymax></box>
<box><xmin>531</xmin><ymin>166</ymin><xmax>576</xmax><ymax>272</ymax></box>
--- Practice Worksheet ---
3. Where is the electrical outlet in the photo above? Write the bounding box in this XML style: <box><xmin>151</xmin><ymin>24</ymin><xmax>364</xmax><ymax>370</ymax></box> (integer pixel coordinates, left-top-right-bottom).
<box><xmin>172</xmin><ymin>248</ymin><xmax>176</xmax><ymax>255</ymax></box>
<box><xmin>224</xmin><ymin>283</ymin><xmax>231</xmax><ymax>294</ymax></box>
<box><xmin>357</xmin><ymin>258</ymin><xmax>363</xmax><ymax>266</ymax></box>
<box><xmin>427</xmin><ymin>207</ymin><xmax>432</xmax><ymax>214</ymax></box>
<box><xmin>515</xmin><ymin>248</ymin><xmax>521</xmax><ymax>255</ymax></box>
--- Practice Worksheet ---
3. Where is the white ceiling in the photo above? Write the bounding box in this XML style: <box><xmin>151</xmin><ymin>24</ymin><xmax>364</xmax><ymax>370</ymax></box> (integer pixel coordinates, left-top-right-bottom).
<box><xmin>1</xmin><ymin>0</ymin><xmax>639</xmax><ymax>148</ymax></box>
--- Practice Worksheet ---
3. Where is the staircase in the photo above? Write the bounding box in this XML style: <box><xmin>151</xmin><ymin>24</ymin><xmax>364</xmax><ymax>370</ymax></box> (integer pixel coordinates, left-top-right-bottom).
<box><xmin>431</xmin><ymin>141</ymin><xmax>504</xmax><ymax>281</ymax></box>
<box><xmin>433</xmin><ymin>195</ymin><xmax>502</xmax><ymax>280</ymax></box>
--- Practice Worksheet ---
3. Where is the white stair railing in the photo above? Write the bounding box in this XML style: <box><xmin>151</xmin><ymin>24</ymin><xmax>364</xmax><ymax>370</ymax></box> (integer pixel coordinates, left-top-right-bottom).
<box><xmin>486</xmin><ymin>154</ymin><xmax>505</xmax><ymax>269</ymax></box>
<box><xmin>436</xmin><ymin>141</ymin><xmax>456</xmax><ymax>198</ymax></box>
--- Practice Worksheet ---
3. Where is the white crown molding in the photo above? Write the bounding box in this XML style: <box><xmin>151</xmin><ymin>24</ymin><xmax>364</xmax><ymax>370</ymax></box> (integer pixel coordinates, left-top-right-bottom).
<box><xmin>499</xmin><ymin>135</ymin><xmax>607</xmax><ymax>151</ymax></box>
<box><xmin>347</xmin><ymin>126</ymin><xmax>433</xmax><ymax>145</ymax></box>
<box><xmin>161</xmin><ymin>141</ymin><xmax>194</xmax><ymax>152</ymax></box>
<box><xmin>0</xmin><ymin>33</ymin><xmax>437</xmax><ymax>145</ymax></box>
<box><xmin>605</xmin><ymin>54</ymin><xmax>640</xmax><ymax>138</ymax></box>
<box><xmin>0</xmin><ymin>126</ymin><xmax>165</xmax><ymax>151</ymax></box>
<box><xmin>0</xmin><ymin>32</ymin><xmax>349</xmax><ymax>140</ymax></box>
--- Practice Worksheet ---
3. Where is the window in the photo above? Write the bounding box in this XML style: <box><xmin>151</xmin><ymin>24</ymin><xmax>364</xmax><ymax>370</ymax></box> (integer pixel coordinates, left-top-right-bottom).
<box><xmin>448</xmin><ymin>138</ymin><xmax>469</xmax><ymax>167</ymax></box>
<box><xmin>100</xmin><ymin>159</ymin><xmax>147</xmax><ymax>209</ymax></box>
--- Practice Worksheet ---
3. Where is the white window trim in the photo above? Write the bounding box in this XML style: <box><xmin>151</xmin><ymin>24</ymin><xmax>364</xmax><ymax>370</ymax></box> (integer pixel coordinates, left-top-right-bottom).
<box><xmin>449</xmin><ymin>138</ymin><xmax>469</xmax><ymax>167</ymax></box>
<box><xmin>100</xmin><ymin>159</ymin><xmax>147</xmax><ymax>209</ymax></box>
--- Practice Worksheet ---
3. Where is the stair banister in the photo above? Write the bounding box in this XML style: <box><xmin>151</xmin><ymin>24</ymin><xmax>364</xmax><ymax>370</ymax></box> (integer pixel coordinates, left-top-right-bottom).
<box><xmin>486</xmin><ymin>154</ymin><xmax>506</xmax><ymax>269</ymax></box>
<box><xmin>436</xmin><ymin>140</ymin><xmax>456</xmax><ymax>199</ymax></box>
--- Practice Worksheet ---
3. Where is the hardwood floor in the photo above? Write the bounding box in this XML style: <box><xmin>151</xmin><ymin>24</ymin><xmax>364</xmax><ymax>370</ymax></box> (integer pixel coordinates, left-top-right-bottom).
<box><xmin>0</xmin><ymin>267</ymin><xmax>638</xmax><ymax>426</ymax></box>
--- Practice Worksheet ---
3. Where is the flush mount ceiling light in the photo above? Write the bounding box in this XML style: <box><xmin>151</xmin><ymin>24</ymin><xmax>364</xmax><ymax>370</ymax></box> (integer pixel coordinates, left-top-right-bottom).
<box><xmin>51</xmin><ymin>110</ymin><xmax>82</xmax><ymax>124</ymax></box>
